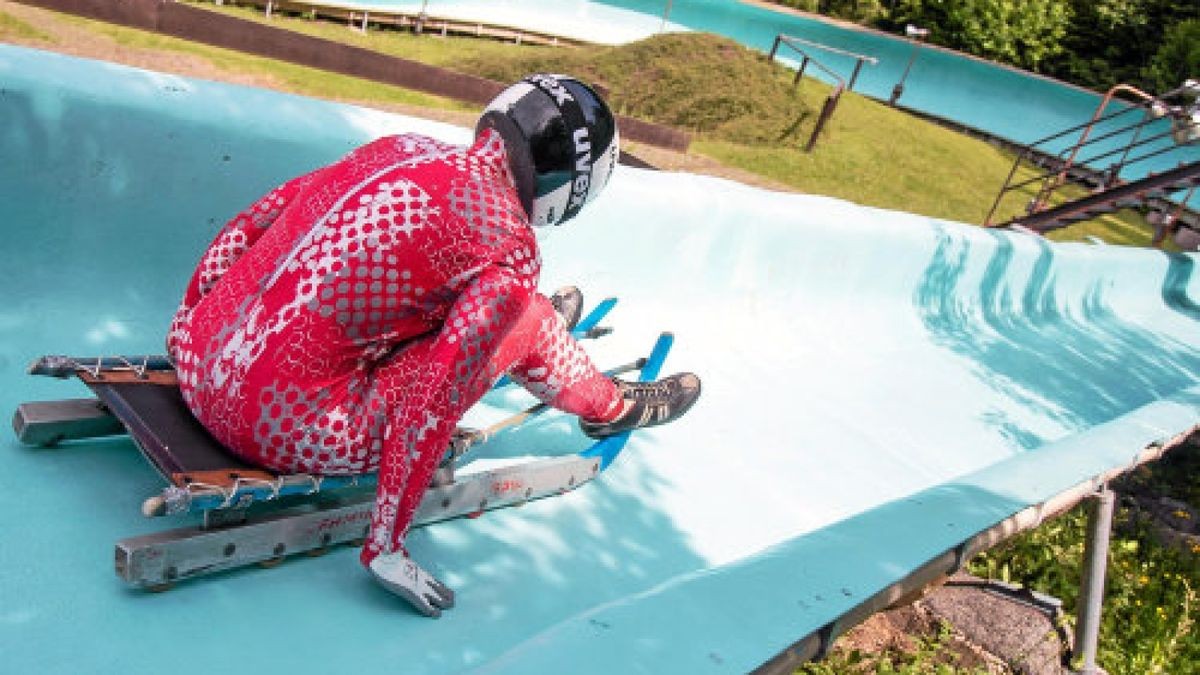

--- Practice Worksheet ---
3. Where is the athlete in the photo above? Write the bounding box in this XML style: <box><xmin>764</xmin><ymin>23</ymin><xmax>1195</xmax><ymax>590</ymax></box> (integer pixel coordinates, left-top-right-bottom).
<box><xmin>166</xmin><ymin>75</ymin><xmax>701</xmax><ymax>617</ymax></box>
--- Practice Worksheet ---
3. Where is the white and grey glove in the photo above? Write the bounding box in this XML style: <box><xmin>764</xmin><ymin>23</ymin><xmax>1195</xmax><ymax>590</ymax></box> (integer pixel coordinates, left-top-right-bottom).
<box><xmin>369</xmin><ymin>553</ymin><xmax>456</xmax><ymax>618</ymax></box>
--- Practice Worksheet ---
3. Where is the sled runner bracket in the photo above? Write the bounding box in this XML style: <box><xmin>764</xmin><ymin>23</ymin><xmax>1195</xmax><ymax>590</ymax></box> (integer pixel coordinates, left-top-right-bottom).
<box><xmin>13</xmin><ymin>398</ymin><xmax>123</xmax><ymax>447</ymax></box>
<box><xmin>28</xmin><ymin>354</ymin><xmax>174</xmax><ymax>380</ymax></box>
<box><xmin>116</xmin><ymin>455</ymin><xmax>601</xmax><ymax>588</ymax></box>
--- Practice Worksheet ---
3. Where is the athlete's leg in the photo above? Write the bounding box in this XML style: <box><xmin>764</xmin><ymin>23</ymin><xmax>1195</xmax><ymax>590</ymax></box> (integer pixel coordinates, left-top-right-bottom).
<box><xmin>485</xmin><ymin>293</ymin><xmax>623</xmax><ymax>423</ymax></box>
<box><xmin>489</xmin><ymin>293</ymin><xmax>704</xmax><ymax>439</ymax></box>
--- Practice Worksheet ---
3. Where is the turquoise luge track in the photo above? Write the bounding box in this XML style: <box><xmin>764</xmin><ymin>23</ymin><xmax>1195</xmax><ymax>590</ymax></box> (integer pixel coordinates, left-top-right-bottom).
<box><xmin>1</xmin><ymin>45</ymin><xmax>1199</xmax><ymax>673</ymax></box>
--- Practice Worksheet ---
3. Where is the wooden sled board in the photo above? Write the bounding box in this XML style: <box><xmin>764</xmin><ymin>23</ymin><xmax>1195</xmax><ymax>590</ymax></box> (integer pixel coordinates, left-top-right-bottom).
<box><xmin>78</xmin><ymin>372</ymin><xmax>276</xmax><ymax>490</ymax></box>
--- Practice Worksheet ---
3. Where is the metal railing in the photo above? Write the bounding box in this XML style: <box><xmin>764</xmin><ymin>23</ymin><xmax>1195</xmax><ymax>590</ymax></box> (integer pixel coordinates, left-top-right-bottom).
<box><xmin>983</xmin><ymin>81</ymin><xmax>1200</xmax><ymax>228</ymax></box>
<box><xmin>767</xmin><ymin>35</ymin><xmax>877</xmax><ymax>152</ymax></box>
<box><xmin>767</xmin><ymin>34</ymin><xmax>877</xmax><ymax>93</ymax></box>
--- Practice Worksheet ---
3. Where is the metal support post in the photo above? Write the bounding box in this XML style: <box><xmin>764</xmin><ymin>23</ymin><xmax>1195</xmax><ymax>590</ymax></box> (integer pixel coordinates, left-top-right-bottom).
<box><xmin>848</xmin><ymin>59</ymin><xmax>864</xmax><ymax>92</ymax></box>
<box><xmin>794</xmin><ymin>57</ymin><xmax>809</xmax><ymax>86</ymax></box>
<box><xmin>415</xmin><ymin>0</ymin><xmax>428</xmax><ymax>34</ymax></box>
<box><xmin>659</xmin><ymin>0</ymin><xmax>673</xmax><ymax>33</ymax></box>
<box><xmin>1074</xmin><ymin>487</ymin><xmax>1115</xmax><ymax>674</ymax></box>
<box><xmin>890</xmin><ymin>45</ymin><xmax>917</xmax><ymax>105</ymax></box>
<box><xmin>805</xmin><ymin>89</ymin><xmax>843</xmax><ymax>153</ymax></box>
<box><xmin>890</xmin><ymin>25</ymin><xmax>928</xmax><ymax>106</ymax></box>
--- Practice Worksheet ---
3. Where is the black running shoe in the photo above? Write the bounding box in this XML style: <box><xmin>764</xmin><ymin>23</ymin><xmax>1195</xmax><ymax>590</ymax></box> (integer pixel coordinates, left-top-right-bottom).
<box><xmin>580</xmin><ymin>372</ymin><xmax>702</xmax><ymax>438</ymax></box>
<box><xmin>549</xmin><ymin>285</ymin><xmax>584</xmax><ymax>331</ymax></box>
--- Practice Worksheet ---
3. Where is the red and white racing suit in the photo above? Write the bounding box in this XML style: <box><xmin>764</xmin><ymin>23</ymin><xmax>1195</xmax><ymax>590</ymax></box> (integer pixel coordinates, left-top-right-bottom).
<box><xmin>167</xmin><ymin>130</ymin><xmax>621</xmax><ymax>565</ymax></box>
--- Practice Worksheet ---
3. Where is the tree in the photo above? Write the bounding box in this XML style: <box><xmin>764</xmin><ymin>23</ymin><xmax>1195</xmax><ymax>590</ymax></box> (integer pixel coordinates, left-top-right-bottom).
<box><xmin>892</xmin><ymin>0</ymin><xmax>1071</xmax><ymax>71</ymax></box>
<box><xmin>1143</xmin><ymin>19</ymin><xmax>1200</xmax><ymax>94</ymax></box>
<box><xmin>821</xmin><ymin>0</ymin><xmax>886</xmax><ymax>22</ymax></box>
<box><xmin>793</xmin><ymin>0</ymin><xmax>1197</xmax><ymax>93</ymax></box>
<box><xmin>773</xmin><ymin>0</ymin><xmax>884</xmax><ymax>22</ymax></box>
<box><xmin>1042</xmin><ymin>0</ymin><xmax>1200</xmax><ymax>92</ymax></box>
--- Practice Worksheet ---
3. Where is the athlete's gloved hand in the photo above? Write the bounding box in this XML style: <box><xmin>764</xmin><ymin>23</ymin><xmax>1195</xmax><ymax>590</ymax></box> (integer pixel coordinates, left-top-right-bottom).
<box><xmin>369</xmin><ymin>553</ymin><xmax>456</xmax><ymax>618</ymax></box>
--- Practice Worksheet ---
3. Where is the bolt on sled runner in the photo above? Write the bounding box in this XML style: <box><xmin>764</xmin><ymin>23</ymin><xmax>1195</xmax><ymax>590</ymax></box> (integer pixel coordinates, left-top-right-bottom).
<box><xmin>13</xmin><ymin>297</ymin><xmax>675</xmax><ymax>591</ymax></box>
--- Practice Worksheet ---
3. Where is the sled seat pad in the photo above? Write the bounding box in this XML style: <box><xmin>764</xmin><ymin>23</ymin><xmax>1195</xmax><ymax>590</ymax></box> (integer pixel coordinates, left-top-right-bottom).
<box><xmin>79</xmin><ymin>370</ymin><xmax>277</xmax><ymax>490</ymax></box>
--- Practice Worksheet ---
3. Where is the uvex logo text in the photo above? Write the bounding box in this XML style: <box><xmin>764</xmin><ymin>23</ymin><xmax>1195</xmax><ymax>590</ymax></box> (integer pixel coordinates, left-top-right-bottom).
<box><xmin>527</xmin><ymin>74</ymin><xmax>573</xmax><ymax>107</ymax></box>
<box><xmin>568</xmin><ymin>128</ymin><xmax>592</xmax><ymax>210</ymax></box>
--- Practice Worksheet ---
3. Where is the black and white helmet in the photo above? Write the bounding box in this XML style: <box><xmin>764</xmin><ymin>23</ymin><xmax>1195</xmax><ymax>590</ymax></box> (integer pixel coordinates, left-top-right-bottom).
<box><xmin>478</xmin><ymin>74</ymin><xmax>620</xmax><ymax>228</ymax></box>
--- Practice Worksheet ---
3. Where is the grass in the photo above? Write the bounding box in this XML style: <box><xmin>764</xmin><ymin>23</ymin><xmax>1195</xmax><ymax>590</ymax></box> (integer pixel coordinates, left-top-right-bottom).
<box><xmin>34</xmin><ymin>5</ymin><xmax>473</xmax><ymax>111</ymax></box>
<box><xmin>0</xmin><ymin>8</ymin><xmax>53</xmax><ymax>41</ymax></box>
<box><xmin>180</xmin><ymin>0</ymin><xmax>559</xmax><ymax>67</ymax></box>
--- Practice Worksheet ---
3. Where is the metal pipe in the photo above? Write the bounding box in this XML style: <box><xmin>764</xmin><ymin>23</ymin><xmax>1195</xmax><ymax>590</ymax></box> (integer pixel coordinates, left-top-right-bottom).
<box><xmin>983</xmin><ymin>150</ymin><xmax>1029</xmax><ymax>226</ymax></box>
<box><xmin>1069</xmin><ymin>129</ymin><xmax>1181</xmax><ymax>175</ymax></box>
<box><xmin>848</xmin><ymin>60</ymin><xmax>864</xmax><ymax>92</ymax></box>
<box><xmin>889</xmin><ymin>26</ymin><xmax>927</xmax><ymax>106</ymax></box>
<box><xmin>767</xmin><ymin>35</ymin><xmax>781</xmax><ymax>62</ymax></box>
<box><xmin>1112</xmin><ymin>109</ymin><xmax>1153</xmax><ymax>184</ymax></box>
<box><xmin>1002</xmin><ymin>127</ymin><xmax>1179</xmax><ymax>195</ymax></box>
<box><xmin>889</xmin><ymin>45</ymin><xmax>917</xmax><ymax>105</ymax></box>
<box><xmin>415</xmin><ymin>0</ymin><xmax>429</xmax><ymax>34</ymax></box>
<box><xmin>1075</xmin><ymin>488</ymin><xmax>1115</xmax><ymax>674</ymax></box>
<box><xmin>806</xmin><ymin>88</ymin><xmax>843</xmax><ymax>152</ymax></box>
<box><xmin>767</xmin><ymin>38</ymin><xmax>847</xmax><ymax>152</ymax></box>
<box><xmin>795</xmin><ymin>56</ymin><xmax>809</xmax><ymax>85</ymax></box>
<box><xmin>776</xmin><ymin>35</ymin><xmax>878</xmax><ymax>64</ymax></box>
<box><xmin>1025</xmin><ymin>96</ymin><xmax>1151</xmax><ymax>150</ymax></box>
<box><xmin>1035</xmin><ymin>84</ymin><xmax>1158</xmax><ymax>210</ymax></box>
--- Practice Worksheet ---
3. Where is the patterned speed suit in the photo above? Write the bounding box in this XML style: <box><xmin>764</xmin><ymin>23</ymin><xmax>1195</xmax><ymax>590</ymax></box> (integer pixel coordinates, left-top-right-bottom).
<box><xmin>167</xmin><ymin>130</ymin><xmax>622</xmax><ymax>566</ymax></box>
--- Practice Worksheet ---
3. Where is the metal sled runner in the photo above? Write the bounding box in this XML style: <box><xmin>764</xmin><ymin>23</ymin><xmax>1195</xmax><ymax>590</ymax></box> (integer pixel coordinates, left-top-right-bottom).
<box><xmin>13</xmin><ymin>299</ymin><xmax>675</xmax><ymax>591</ymax></box>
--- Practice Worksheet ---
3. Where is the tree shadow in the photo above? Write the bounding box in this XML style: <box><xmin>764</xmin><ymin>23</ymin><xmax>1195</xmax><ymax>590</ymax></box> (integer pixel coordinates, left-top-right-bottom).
<box><xmin>915</xmin><ymin>226</ymin><xmax>1200</xmax><ymax>448</ymax></box>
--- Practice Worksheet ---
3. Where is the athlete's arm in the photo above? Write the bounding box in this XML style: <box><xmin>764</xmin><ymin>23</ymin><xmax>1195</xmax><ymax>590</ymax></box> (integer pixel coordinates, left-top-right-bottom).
<box><xmin>362</xmin><ymin>262</ymin><xmax>537</xmax><ymax>564</ymax></box>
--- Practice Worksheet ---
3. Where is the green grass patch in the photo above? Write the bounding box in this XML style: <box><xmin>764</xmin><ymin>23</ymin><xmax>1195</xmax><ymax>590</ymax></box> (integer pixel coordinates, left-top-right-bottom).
<box><xmin>689</xmin><ymin>93</ymin><xmax>1021</xmax><ymax>226</ymax></box>
<box><xmin>0</xmin><ymin>9</ymin><xmax>55</xmax><ymax>42</ymax></box>
<box><xmin>181</xmin><ymin>0</ymin><xmax>556</xmax><ymax>68</ymax></box>
<box><xmin>49</xmin><ymin>8</ymin><xmax>470</xmax><ymax>110</ymax></box>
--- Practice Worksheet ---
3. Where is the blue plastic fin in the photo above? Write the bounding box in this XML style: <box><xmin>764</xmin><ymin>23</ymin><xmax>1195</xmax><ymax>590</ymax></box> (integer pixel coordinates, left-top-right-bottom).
<box><xmin>572</xmin><ymin>297</ymin><xmax>618</xmax><ymax>334</ymax></box>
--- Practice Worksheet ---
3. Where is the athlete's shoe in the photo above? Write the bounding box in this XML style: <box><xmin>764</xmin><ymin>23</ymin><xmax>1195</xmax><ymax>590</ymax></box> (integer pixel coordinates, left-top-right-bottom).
<box><xmin>549</xmin><ymin>285</ymin><xmax>584</xmax><ymax>331</ymax></box>
<box><xmin>580</xmin><ymin>372</ymin><xmax>702</xmax><ymax>438</ymax></box>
